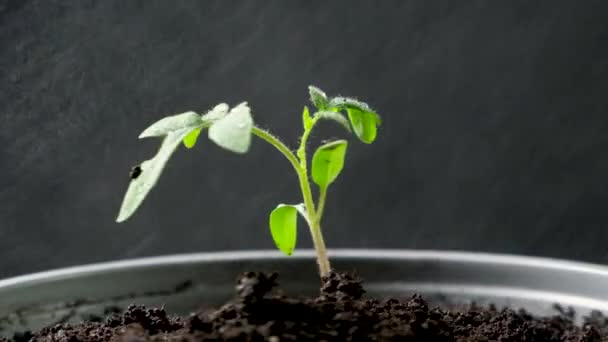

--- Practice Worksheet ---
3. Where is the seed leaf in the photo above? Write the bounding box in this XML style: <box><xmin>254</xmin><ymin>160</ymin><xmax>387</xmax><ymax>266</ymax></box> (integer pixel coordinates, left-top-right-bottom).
<box><xmin>269</xmin><ymin>204</ymin><xmax>304</xmax><ymax>255</ymax></box>
<box><xmin>328</xmin><ymin>97</ymin><xmax>381</xmax><ymax>144</ymax></box>
<box><xmin>208</xmin><ymin>102</ymin><xmax>253</xmax><ymax>154</ymax></box>
<box><xmin>315</xmin><ymin>111</ymin><xmax>352</xmax><ymax>133</ymax></box>
<box><xmin>117</xmin><ymin>128</ymin><xmax>193</xmax><ymax>222</ymax></box>
<box><xmin>308</xmin><ymin>85</ymin><xmax>329</xmax><ymax>110</ymax></box>
<box><xmin>139</xmin><ymin>111</ymin><xmax>202</xmax><ymax>139</ymax></box>
<box><xmin>311</xmin><ymin>140</ymin><xmax>348</xmax><ymax>188</ymax></box>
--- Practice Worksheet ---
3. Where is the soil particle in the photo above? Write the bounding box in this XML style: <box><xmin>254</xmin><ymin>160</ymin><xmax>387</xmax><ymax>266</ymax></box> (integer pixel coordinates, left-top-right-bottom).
<box><xmin>15</xmin><ymin>271</ymin><xmax>608</xmax><ymax>341</ymax></box>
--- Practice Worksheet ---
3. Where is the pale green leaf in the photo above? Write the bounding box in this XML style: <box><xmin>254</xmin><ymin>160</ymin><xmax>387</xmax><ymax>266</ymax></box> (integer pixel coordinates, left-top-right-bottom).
<box><xmin>201</xmin><ymin>103</ymin><xmax>230</xmax><ymax>122</ymax></box>
<box><xmin>208</xmin><ymin>102</ymin><xmax>253</xmax><ymax>154</ymax></box>
<box><xmin>117</xmin><ymin>128</ymin><xmax>193</xmax><ymax>222</ymax></box>
<box><xmin>269</xmin><ymin>204</ymin><xmax>303</xmax><ymax>255</ymax></box>
<box><xmin>182</xmin><ymin>103</ymin><xmax>230</xmax><ymax>148</ymax></box>
<box><xmin>139</xmin><ymin>111</ymin><xmax>202</xmax><ymax>139</ymax></box>
<box><xmin>309</xmin><ymin>85</ymin><xmax>329</xmax><ymax>110</ymax></box>
<box><xmin>311</xmin><ymin>140</ymin><xmax>348</xmax><ymax>188</ymax></box>
<box><xmin>182</xmin><ymin>127</ymin><xmax>202</xmax><ymax>148</ymax></box>
<box><xmin>315</xmin><ymin>110</ymin><xmax>352</xmax><ymax>133</ymax></box>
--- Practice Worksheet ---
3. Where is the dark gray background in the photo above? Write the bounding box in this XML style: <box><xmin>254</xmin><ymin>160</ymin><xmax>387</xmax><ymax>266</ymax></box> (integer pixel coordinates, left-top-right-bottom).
<box><xmin>1</xmin><ymin>0</ymin><xmax>608</xmax><ymax>278</ymax></box>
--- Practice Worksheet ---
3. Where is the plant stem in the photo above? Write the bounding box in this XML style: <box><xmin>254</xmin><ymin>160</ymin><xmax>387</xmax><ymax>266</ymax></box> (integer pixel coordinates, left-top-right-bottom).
<box><xmin>310</xmin><ymin>186</ymin><xmax>330</xmax><ymax>276</ymax></box>
<box><xmin>309</xmin><ymin>219</ymin><xmax>330</xmax><ymax>276</ymax></box>
<box><xmin>315</xmin><ymin>186</ymin><xmax>328</xmax><ymax>225</ymax></box>
<box><xmin>296</xmin><ymin>118</ymin><xmax>316</xmax><ymax>168</ymax></box>
<box><xmin>295</xmin><ymin>119</ymin><xmax>331</xmax><ymax>277</ymax></box>
<box><xmin>251</xmin><ymin>126</ymin><xmax>301</xmax><ymax>174</ymax></box>
<box><xmin>298</xmin><ymin>168</ymin><xmax>331</xmax><ymax>276</ymax></box>
<box><xmin>251</xmin><ymin>125</ymin><xmax>330</xmax><ymax>276</ymax></box>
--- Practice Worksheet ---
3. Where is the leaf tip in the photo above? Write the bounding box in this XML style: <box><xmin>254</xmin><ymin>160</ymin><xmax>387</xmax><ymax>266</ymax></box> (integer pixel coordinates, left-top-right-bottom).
<box><xmin>115</xmin><ymin>210</ymin><xmax>129</xmax><ymax>223</ymax></box>
<box><xmin>215</xmin><ymin>103</ymin><xmax>230</xmax><ymax>111</ymax></box>
<box><xmin>308</xmin><ymin>85</ymin><xmax>329</xmax><ymax>109</ymax></box>
<box><xmin>138</xmin><ymin>131</ymin><xmax>152</xmax><ymax>139</ymax></box>
<box><xmin>233</xmin><ymin>101</ymin><xmax>250</xmax><ymax>111</ymax></box>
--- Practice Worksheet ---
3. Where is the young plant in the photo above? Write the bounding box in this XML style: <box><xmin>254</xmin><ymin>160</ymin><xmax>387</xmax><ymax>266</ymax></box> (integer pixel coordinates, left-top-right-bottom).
<box><xmin>116</xmin><ymin>86</ymin><xmax>382</xmax><ymax>276</ymax></box>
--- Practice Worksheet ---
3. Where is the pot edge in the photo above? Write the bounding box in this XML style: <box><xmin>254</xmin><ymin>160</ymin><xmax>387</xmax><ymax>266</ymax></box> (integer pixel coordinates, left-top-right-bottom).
<box><xmin>1</xmin><ymin>248</ymin><xmax>607</xmax><ymax>289</ymax></box>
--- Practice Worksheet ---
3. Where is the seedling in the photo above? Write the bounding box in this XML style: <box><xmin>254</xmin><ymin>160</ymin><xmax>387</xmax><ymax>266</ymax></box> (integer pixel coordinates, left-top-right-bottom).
<box><xmin>116</xmin><ymin>86</ymin><xmax>381</xmax><ymax>276</ymax></box>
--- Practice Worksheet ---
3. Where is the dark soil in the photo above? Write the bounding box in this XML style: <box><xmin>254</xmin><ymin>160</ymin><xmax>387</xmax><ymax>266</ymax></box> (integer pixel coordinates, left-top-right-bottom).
<box><xmin>9</xmin><ymin>271</ymin><xmax>608</xmax><ymax>341</ymax></box>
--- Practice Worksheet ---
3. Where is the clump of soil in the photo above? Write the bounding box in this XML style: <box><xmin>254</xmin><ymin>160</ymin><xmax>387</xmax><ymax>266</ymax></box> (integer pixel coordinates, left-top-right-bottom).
<box><xmin>10</xmin><ymin>271</ymin><xmax>608</xmax><ymax>341</ymax></box>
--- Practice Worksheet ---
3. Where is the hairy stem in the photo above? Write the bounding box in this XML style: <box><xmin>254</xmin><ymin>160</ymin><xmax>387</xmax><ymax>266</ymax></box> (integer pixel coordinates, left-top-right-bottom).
<box><xmin>315</xmin><ymin>186</ymin><xmax>328</xmax><ymax>225</ymax></box>
<box><xmin>296</xmin><ymin>118</ymin><xmax>317</xmax><ymax>168</ymax></box>
<box><xmin>295</xmin><ymin>119</ymin><xmax>331</xmax><ymax>276</ymax></box>
<box><xmin>310</xmin><ymin>187</ymin><xmax>330</xmax><ymax>276</ymax></box>
<box><xmin>299</xmin><ymin>169</ymin><xmax>330</xmax><ymax>276</ymax></box>
<box><xmin>251</xmin><ymin>126</ymin><xmax>301</xmax><ymax>174</ymax></box>
<box><xmin>309</xmin><ymin>219</ymin><xmax>330</xmax><ymax>276</ymax></box>
<box><xmin>251</xmin><ymin>125</ymin><xmax>330</xmax><ymax>276</ymax></box>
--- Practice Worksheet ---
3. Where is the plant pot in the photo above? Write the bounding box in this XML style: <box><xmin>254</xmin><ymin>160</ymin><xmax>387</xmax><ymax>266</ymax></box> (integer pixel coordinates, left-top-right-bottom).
<box><xmin>1</xmin><ymin>249</ymin><xmax>608</xmax><ymax>338</ymax></box>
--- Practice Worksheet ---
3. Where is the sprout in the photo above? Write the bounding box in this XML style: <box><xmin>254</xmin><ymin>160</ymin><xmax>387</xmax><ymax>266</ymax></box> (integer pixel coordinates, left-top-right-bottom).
<box><xmin>116</xmin><ymin>86</ymin><xmax>381</xmax><ymax>276</ymax></box>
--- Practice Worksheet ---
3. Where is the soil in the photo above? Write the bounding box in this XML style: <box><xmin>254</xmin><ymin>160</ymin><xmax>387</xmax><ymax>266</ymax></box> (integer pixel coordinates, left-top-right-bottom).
<box><xmin>6</xmin><ymin>271</ymin><xmax>608</xmax><ymax>341</ymax></box>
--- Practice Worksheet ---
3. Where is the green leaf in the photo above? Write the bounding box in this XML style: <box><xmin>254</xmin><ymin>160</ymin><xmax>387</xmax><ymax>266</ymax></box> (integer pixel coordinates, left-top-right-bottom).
<box><xmin>208</xmin><ymin>102</ymin><xmax>253</xmax><ymax>154</ymax></box>
<box><xmin>269</xmin><ymin>204</ymin><xmax>302</xmax><ymax>255</ymax></box>
<box><xmin>315</xmin><ymin>111</ymin><xmax>352</xmax><ymax>133</ymax></box>
<box><xmin>328</xmin><ymin>97</ymin><xmax>381</xmax><ymax>144</ymax></box>
<box><xmin>182</xmin><ymin>127</ymin><xmax>202</xmax><ymax>148</ymax></box>
<box><xmin>308</xmin><ymin>85</ymin><xmax>329</xmax><ymax>110</ymax></box>
<box><xmin>302</xmin><ymin>106</ymin><xmax>313</xmax><ymax>131</ymax></box>
<box><xmin>346</xmin><ymin>108</ymin><xmax>380</xmax><ymax>144</ymax></box>
<box><xmin>117</xmin><ymin>128</ymin><xmax>193</xmax><ymax>222</ymax></box>
<box><xmin>311</xmin><ymin>140</ymin><xmax>348</xmax><ymax>188</ymax></box>
<box><xmin>139</xmin><ymin>111</ymin><xmax>202</xmax><ymax>139</ymax></box>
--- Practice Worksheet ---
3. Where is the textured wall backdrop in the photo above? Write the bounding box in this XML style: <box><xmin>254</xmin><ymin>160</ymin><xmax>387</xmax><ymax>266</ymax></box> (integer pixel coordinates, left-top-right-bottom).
<box><xmin>1</xmin><ymin>0</ymin><xmax>608</xmax><ymax>277</ymax></box>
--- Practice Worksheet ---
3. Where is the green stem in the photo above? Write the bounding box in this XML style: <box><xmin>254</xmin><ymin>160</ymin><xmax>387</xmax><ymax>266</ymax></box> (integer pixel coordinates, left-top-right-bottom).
<box><xmin>296</xmin><ymin>119</ymin><xmax>331</xmax><ymax>276</ymax></box>
<box><xmin>296</xmin><ymin>118</ymin><xmax>316</xmax><ymax>168</ymax></box>
<box><xmin>251</xmin><ymin>126</ymin><xmax>301</xmax><ymax>174</ymax></box>
<box><xmin>309</xmin><ymin>219</ymin><xmax>330</xmax><ymax>276</ymax></box>
<box><xmin>251</xmin><ymin>125</ymin><xmax>330</xmax><ymax>275</ymax></box>
<box><xmin>310</xmin><ymin>186</ymin><xmax>330</xmax><ymax>276</ymax></box>
<box><xmin>251</xmin><ymin>126</ymin><xmax>317</xmax><ymax>218</ymax></box>
<box><xmin>315</xmin><ymin>186</ymin><xmax>328</xmax><ymax>225</ymax></box>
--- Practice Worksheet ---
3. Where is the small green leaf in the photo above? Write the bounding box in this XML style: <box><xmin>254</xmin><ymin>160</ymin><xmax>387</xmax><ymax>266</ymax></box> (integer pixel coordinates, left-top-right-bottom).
<box><xmin>346</xmin><ymin>107</ymin><xmax>380</xmax><ymax>144</ymax></box>
<box><xmin>208</xmin><ymin>102</ymin><xmax>253</xmax><ymax>154</ymax></box>
<box><xmin>315</xmin><ymin>111</ymin><xmax>352</xmax><ymax>133</ymax></box>
<box><xmin>182</xmin><ymin>127</ymin><xmax>202</xmax><ymax>148</ymax></box>
<box><xmin>302</xmin><ymin>106</ymin><xmax>313</xmax><ymax>131</ymax></box>
<box><xmin>269</xmin><ymin>204</ymin><xmax>300</xmax><ymax>255</ymax></box>
<box><xmin>139</xmin><ymin>111</ymin><xmax>202</xmax><ymax>139</ymax></box>
<box><xmin>308</xmin><ymin>85</ymin><xmax>329</xmax><ymax>110</ymax></box>
<box><xmin>328</xmin><ymin>97</ymin><xmax>381</xmax><ymax>144</ymax></box>
<box><xmin>117</xmin><ymin>128</ymin><xmax>193</xmax><ymax>222</ymax></box>
<box><xmin>311</xmin><ymin>140</ymin><xmax>348</xmax><ymax>188</ymax></box>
